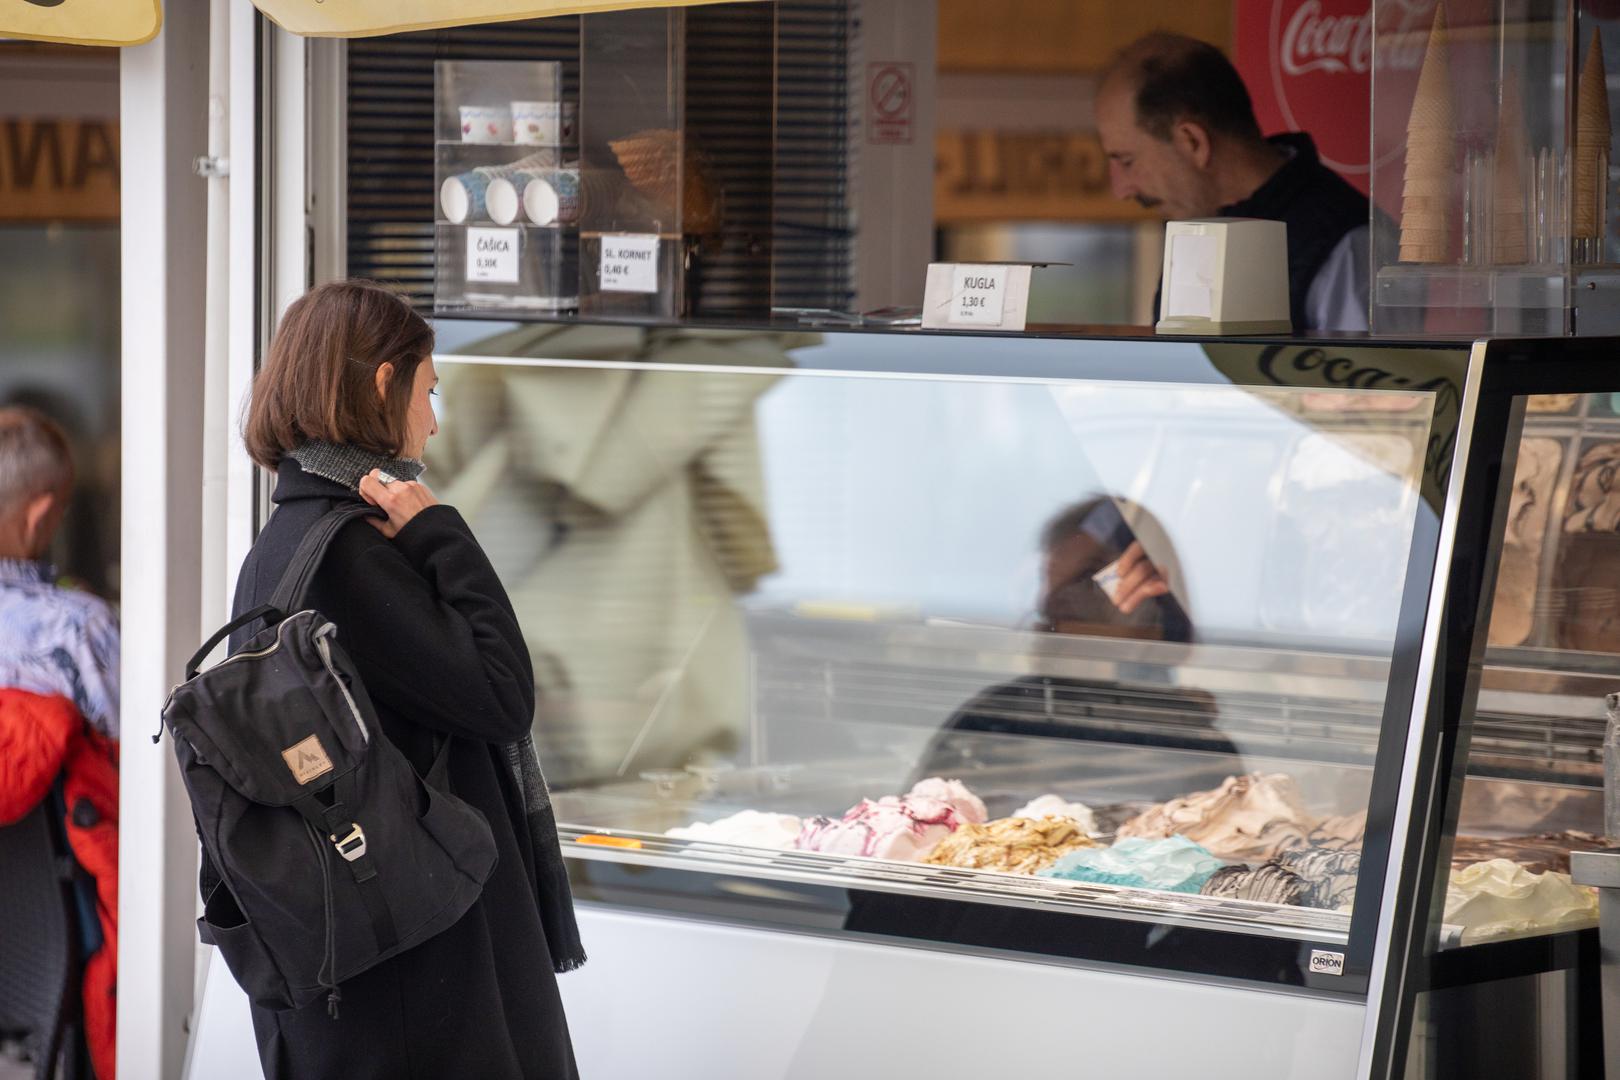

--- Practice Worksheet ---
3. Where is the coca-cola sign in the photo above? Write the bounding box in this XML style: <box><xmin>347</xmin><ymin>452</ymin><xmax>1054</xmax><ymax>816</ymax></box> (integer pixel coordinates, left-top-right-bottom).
<box><xmin>1236</xmin><ymin>0</ymin><xmax>1438</xmax><ymax>198</ymax></box>
<box><xmin>1276</xmin><ymin>0</ymin><xmax>1372</xmax><ymax>76</ymax></box>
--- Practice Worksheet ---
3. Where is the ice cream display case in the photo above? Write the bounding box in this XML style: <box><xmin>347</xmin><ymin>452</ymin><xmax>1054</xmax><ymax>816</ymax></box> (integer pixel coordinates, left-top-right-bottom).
<box><xmin>419</xmin><ymin>324</ymin><xmax>1619</xmax><ymax>1080</ymax></box>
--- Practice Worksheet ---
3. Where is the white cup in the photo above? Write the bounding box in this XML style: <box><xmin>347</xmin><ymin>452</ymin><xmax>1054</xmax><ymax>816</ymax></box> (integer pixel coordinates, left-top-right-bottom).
<box><xmin>485</xmin><ymin>177</ymin><xmax>524</xmax><ymax>226</ymax></box>
<box><xmin>459</xmin><ymin>105</ymin><xmax>512</xmax><ymax>144</ymax></box>
<box><xmin>511</xmin><ymin>101</ymin><xmax>577</xmax><ymax>146</ymax></box>
<box><xmin>523</xmin><ymin>169</ymin><xmax>580</xmax><ymax>226</ymax></box>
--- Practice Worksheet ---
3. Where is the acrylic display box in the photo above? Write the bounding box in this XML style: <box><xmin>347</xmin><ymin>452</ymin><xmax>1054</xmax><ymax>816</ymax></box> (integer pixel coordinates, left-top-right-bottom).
<box><xmin>434</xmin><ymin>60</ymin><xmax>580</xmax><ymax>313</ymax></box>
<box><xmin>1371</xmin><ymin>0</ymin><xmax>1620</xmax><ymax>334</ymax></box>
<box><xmin>578</xmin><ymin>8</ymin><xmax>720</xmax><ymax>319</ymax></box>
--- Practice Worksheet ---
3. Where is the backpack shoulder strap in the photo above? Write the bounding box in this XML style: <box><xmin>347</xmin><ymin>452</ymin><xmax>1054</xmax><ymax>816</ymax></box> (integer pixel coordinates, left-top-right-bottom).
<box><xmin>172</xmin><ymin>503</ymin><xmax>385</xmax><ymax>698</ymax></box>
<box><xmin>268</xmin><ymin>502</ymin><xmax>387</xmax><ymax>617</ymax></box>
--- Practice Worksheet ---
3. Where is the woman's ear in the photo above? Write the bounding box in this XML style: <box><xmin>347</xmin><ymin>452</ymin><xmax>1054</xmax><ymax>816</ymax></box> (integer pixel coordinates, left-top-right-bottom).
<box><xmin>374</xmin><ymin>361</ymin><xmax>395</xmax><ymax>404</ymax></box>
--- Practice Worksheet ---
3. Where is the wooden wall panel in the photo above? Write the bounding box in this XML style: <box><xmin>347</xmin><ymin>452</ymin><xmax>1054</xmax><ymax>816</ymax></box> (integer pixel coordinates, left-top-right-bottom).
<box><xmin>937</xmin><ymin>0</ymin><xmax>1232</xmax><ymax>74</ymax></box>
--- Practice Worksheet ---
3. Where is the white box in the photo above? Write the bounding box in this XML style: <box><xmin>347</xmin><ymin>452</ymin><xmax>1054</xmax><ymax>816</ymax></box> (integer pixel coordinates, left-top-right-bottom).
<box><xmin>1155</xmin><ymin>218</ymin><xmax>1291</xmax><ymax>335</ymax></box>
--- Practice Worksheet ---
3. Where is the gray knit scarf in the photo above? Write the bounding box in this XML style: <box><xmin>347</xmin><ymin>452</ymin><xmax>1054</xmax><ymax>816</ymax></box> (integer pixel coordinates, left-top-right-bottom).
<box><xmin>288</xmin><ymin>441</ymin><xmax>587</xmax><ymax>974</ymax></box>
<box><xmin>287</xmin><ymin>440</ymin><xmax>425</xmax><ymax>491</ymax></box>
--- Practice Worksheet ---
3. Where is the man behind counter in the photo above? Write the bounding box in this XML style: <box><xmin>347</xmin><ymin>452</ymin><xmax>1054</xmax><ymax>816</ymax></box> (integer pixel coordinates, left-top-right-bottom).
<box><xmin>1096</xmin><ymin>32</ymin><xmax>1373</xmax><ymax>332</ymax></box>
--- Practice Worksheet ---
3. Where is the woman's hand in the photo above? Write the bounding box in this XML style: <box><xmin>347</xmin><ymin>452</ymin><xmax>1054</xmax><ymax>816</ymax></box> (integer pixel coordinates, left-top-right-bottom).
<box><xmin>359</xmin><ymin>468</ymin><xmax>439</xmax><ymax>539</ymax></box>
<box><xmin>1109</xmin><ymin>541</ymin><xmax>1171</xmax><ymax>615</ymax></box>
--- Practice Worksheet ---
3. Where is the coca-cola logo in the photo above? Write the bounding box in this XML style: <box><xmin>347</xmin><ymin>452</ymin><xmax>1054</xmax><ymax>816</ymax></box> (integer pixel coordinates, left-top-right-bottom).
<box><xmin>1265</xmin><ymin>0</ymin><xmax>1434</xmax><ymax>177</ymax></box>
<box><xmin>1278</xmin><ymin>0</ymin><xmax>1372</xmax><ymax>76</ymax></box>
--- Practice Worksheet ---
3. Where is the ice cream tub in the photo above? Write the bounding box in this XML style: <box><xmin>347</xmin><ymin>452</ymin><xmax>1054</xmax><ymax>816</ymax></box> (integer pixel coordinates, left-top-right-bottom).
<box><xmin>511</xmin><ymin>100</ymin><xmax>577</xmax><ymax>146</ymax></box>
<box><xmin>460</xmin><ymin>104</ymin><xmax>512</xmax><ymax>144</ymax></box>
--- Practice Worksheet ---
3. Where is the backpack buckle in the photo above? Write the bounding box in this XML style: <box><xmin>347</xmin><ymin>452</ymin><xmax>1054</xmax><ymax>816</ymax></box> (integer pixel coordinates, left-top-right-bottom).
<box><xmin>330</xmin><ymin>824</ymin><xmax>367</xmax><ymax>861</ymax></box>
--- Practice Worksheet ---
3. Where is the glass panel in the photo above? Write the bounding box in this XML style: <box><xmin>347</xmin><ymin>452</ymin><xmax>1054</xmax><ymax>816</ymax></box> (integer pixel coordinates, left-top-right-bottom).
<box><xmin>1404</xmin><ymin>975</ymin><xmax>1583</xmax><ymax>1077</ymax></box>
<box><xmin>0</xmin><ymin>224</ymin><xmax>121</xmax><ymax>595</ymax></box>
<box><xmin>425</xmin><ymin>331</ymin><xmax>1443</xmax><ymax>941</ymax></box>
<box><xmin>577</xmin><ymin>8</ymin><xmax>688</xmax><ymax>317</ymax></box>
<box><xmin>1435</xmin><ymin>392</ymin><xmax>1619</xmax><ymax>949</ymax></box>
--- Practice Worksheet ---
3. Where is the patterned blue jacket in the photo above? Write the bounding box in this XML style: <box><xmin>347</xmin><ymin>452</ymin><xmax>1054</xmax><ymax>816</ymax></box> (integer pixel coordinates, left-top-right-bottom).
<box><xmin>0</xmin><ymin>559</ymin><xmax>120</xmax><ymax>740</ymax></box>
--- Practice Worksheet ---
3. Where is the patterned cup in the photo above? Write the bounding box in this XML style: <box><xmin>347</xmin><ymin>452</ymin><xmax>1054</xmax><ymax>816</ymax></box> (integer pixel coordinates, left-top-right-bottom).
<box><xmin>439</xmin><ymin>171</ymin><xmax>491</xmax><ymax>223</ymax></box>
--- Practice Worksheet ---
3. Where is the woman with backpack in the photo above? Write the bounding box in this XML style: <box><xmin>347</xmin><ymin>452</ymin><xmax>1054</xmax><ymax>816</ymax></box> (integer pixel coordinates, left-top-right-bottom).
<box><xmin>226</xmin><ymin>279</ymin><xmax>583</xmax><ymax>1079</ymax></box>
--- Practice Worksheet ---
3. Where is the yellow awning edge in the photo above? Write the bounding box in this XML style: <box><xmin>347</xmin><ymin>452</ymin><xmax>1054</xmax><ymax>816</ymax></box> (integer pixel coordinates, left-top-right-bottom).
<box><xmin>251</xmin><ymin>0</ymin><xmax>745</xmax><ymax>39</ymax></box>
<box><xmin>2</xmin><ymin>0</ymin><xmax>161</xmax><ymax>46</ymax></box>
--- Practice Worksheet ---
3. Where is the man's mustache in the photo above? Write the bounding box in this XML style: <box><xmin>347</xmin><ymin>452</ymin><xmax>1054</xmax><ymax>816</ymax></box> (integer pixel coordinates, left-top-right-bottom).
<box><xmin>1134</xmin><ymin>195</ymin><xmax>1162</xmax><ymax>209</ymax></box>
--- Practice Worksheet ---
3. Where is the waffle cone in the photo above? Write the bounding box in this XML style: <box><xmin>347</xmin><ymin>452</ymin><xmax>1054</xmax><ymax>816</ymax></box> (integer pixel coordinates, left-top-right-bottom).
<box><xmin>1399</xmin><ymin>5</ymin><xmax>1455</xmax><ymax>261</ymax></box>
<box><xmin>1400</xmin><ymin>241</ymin><xmax>1452</xmax><ymax>263</ymax></box>
<box><xmin>1407</xmin><ymin>100</ymin><xmax>1455</xmax><ymax>135</ymax></box>
<box><xmin>608</xmin><ymin>128</ymin><xmax>723</xmax><ymax>235</ymax></box>
<box><xmin>1403</xmin><ymin>176</ymin><xmax>1453</xmax><ymax>198</ymax></box>
<box><xmin>1574</xmin><ymin>32</ymin><xmax>1612</xmax><ymax>238</ymax></box>
<box><xmin>1401</xmin><ymin>195</ymin><xmax>1451</xmax><ymax>213</ymax></box>
<box><xmin>1398</xmin><ymin>227</ymin><xmax>1449</xmax><ymax>246</ymax></box>
<box><xmin>1406</xmin><ymin>5</ymin><xmax>1454</xmax><ymax>135</ymax></box>
<box><xmin>1493</xmin><ymin>72</ymin><xmax>1529</xmax><ymax>263</ymax></box>
<box><xmin>1578</xmin><ymin>32</ymin><xmax>1611</xmax><ymax>140</ymax></box>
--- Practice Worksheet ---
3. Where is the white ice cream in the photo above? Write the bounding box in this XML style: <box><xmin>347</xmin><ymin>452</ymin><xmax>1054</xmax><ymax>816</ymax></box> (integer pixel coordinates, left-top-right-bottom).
<box><xmin>1012</xmin><ymin>794</ymin><xmax>1098</xmax><ymax>837</ymax></box>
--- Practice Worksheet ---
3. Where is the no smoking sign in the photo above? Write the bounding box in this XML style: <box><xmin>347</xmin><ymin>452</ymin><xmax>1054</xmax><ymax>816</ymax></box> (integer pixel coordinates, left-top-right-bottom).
<box><xmin>866</xmin><ymin>62</ymin><xmax>914</xmax><ymax>145</ymax></box>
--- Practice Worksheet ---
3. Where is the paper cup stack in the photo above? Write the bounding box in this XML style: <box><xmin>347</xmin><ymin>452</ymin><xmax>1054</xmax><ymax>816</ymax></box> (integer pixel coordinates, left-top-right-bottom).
<box><xmin>1574</xmin><ymin>31</ymin><xmax>1611</xmax><ymax>245</ymax></box>
<box><xmin>1399</xmin><ymin>6</ymin><xmax>1456</xmax><ymax>264</ymax></box>
<box><xmin>439</xmin><ymin>152</ymin><xmax>560</xmax><ymax>224</ymax></box>
<box><xmin>487</xmin><ymin>169</ymin><xmax>581</xmax><ymax>227</ymax></box>
<box><xmin>1492</xmin><ymin>72</ymin><xmax>1529</xmax><ymax>265</ymax></box>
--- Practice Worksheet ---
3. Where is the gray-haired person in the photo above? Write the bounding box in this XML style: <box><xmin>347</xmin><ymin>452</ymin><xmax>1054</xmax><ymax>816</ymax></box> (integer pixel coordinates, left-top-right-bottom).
<box><xmin>0</xmin><ymin>406</ymin><xmax>119</xmax><ymax>740</ymax></box>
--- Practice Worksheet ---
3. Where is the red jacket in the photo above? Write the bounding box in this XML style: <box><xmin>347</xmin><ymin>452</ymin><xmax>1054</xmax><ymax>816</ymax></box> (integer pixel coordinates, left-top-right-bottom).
<box><xmin>0</xmin><ymin>689</ymin><xmax>117</xmax><ymax>1080</ymax></box>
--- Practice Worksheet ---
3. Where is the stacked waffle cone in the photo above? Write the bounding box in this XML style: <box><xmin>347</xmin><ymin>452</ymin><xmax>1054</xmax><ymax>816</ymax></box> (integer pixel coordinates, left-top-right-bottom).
<box><xmin>607</xmin><ymin>128</ymin><xmax>723</xmax><ymax>235</ymax></box>
<box><xmin>1493</xmin><ymin>72</ymin><xmax>1529</xmax><ymax>264</ymax></box>
<box><xmin>1574</xmin><ymin>31</ymin><xmax>1611</xmax><ymax>240</ymax></box>
<box><xmin>1399</xmin><ymin>5</ymin><xmax>1456</xmax><ymax>263</ymax></box>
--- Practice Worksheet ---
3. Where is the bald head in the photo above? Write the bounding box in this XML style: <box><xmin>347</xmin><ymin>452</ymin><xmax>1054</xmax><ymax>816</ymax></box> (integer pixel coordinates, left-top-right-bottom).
<box><xmin>0</xmin><ymin>406</ymin><xmax>73</xmax><ymax>524</ymax></box>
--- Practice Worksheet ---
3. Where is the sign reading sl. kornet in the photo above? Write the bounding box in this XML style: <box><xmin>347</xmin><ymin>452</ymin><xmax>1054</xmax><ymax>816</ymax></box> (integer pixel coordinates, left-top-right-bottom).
<box><xmin>1</xmin><ymin>0</ymin><xmax>161</xmax><ymax>46</ymax></box>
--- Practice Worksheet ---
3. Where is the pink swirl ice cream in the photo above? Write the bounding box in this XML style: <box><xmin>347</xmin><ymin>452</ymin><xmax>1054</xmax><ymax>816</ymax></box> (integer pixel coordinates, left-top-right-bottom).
<box><xmin>795</xmin><ymin>777</ymin><xmax>986</xmax><ymax>861</ymax></box>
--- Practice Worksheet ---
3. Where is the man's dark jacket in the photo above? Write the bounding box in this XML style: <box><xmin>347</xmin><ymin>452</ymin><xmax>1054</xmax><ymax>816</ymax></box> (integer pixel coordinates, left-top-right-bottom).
<box><xmin>1219</xmin><ymin>131</ymin><xmax>1370</xmax><ymax>331</ymax></box>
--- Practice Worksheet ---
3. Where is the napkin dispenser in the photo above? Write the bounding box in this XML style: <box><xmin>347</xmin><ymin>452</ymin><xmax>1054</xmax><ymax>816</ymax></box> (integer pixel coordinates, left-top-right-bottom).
<box><xmin>1155</xmin><ymin>218</ymin><xmax>1291</xmax><ymax>335</ymax></box>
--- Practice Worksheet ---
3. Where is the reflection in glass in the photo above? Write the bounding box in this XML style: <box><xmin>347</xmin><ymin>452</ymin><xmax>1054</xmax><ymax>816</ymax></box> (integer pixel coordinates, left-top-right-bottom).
<box><xmin>427</xmin><ymin>338</ymin><xmax>1441</xmax><ymax>935</ymax></box>
<box><xmin>1436</xmin><ymin>392</ymin><xmax>1620</xmax><ymax>950</ymax></box>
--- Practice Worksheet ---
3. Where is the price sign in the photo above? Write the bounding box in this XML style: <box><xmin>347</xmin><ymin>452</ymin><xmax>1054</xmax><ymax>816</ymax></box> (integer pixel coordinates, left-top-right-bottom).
<box><xmin>599</xmin><ymin>234</ymin><xmax>660</xmax><ymax>294</ymax></box>
<box><xmin>922</xmin><ymin>262</ymin><xmax>1034</xmax><ymax>332</ymax></box>
<box><xmin>947</xmin><ymin>265</ymin><xmax>1008</xmax><ymax>326</ymax></box>
<box><xmin>466</xmin><ymin>227</ymin><xmax>519</xmax><ymax>284</ymax></box>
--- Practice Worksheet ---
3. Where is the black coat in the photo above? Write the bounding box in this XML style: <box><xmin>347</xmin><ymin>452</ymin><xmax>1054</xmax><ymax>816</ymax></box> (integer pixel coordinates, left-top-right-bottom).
<box><xmin>229</xmin><ymin>459</ymin><xmax>577</xmax><ymax>1080</ymax></box>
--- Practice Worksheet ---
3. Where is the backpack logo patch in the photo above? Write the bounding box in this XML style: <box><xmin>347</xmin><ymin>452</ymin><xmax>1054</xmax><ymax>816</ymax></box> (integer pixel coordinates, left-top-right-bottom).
<box><xmin>282</xmin><ymin>734</ymin><xmax>334</xmax><ymax>785</ymax></box>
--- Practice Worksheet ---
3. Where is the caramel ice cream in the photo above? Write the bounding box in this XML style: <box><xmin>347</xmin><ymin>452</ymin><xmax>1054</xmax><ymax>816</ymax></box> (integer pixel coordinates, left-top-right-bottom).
<box><xmin>922</xmin><ymin>816</ymin><xmax>1100</xmax><ymax>875</ymax></box>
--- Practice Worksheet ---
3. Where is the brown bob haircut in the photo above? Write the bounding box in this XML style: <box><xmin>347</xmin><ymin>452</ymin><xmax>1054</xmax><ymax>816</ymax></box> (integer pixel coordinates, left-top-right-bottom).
<box><xmin>244</xmin><ymin>279</ymin><xmax>434</xmax><ymax>469</ymax></box>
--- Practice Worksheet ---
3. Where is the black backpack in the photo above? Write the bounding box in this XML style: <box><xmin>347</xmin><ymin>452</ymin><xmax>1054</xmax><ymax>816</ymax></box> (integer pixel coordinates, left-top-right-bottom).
<box><xmin>158</xmin><ymin>504</ymin><xmax>498</xmax><ymax>1016</ymax></box>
